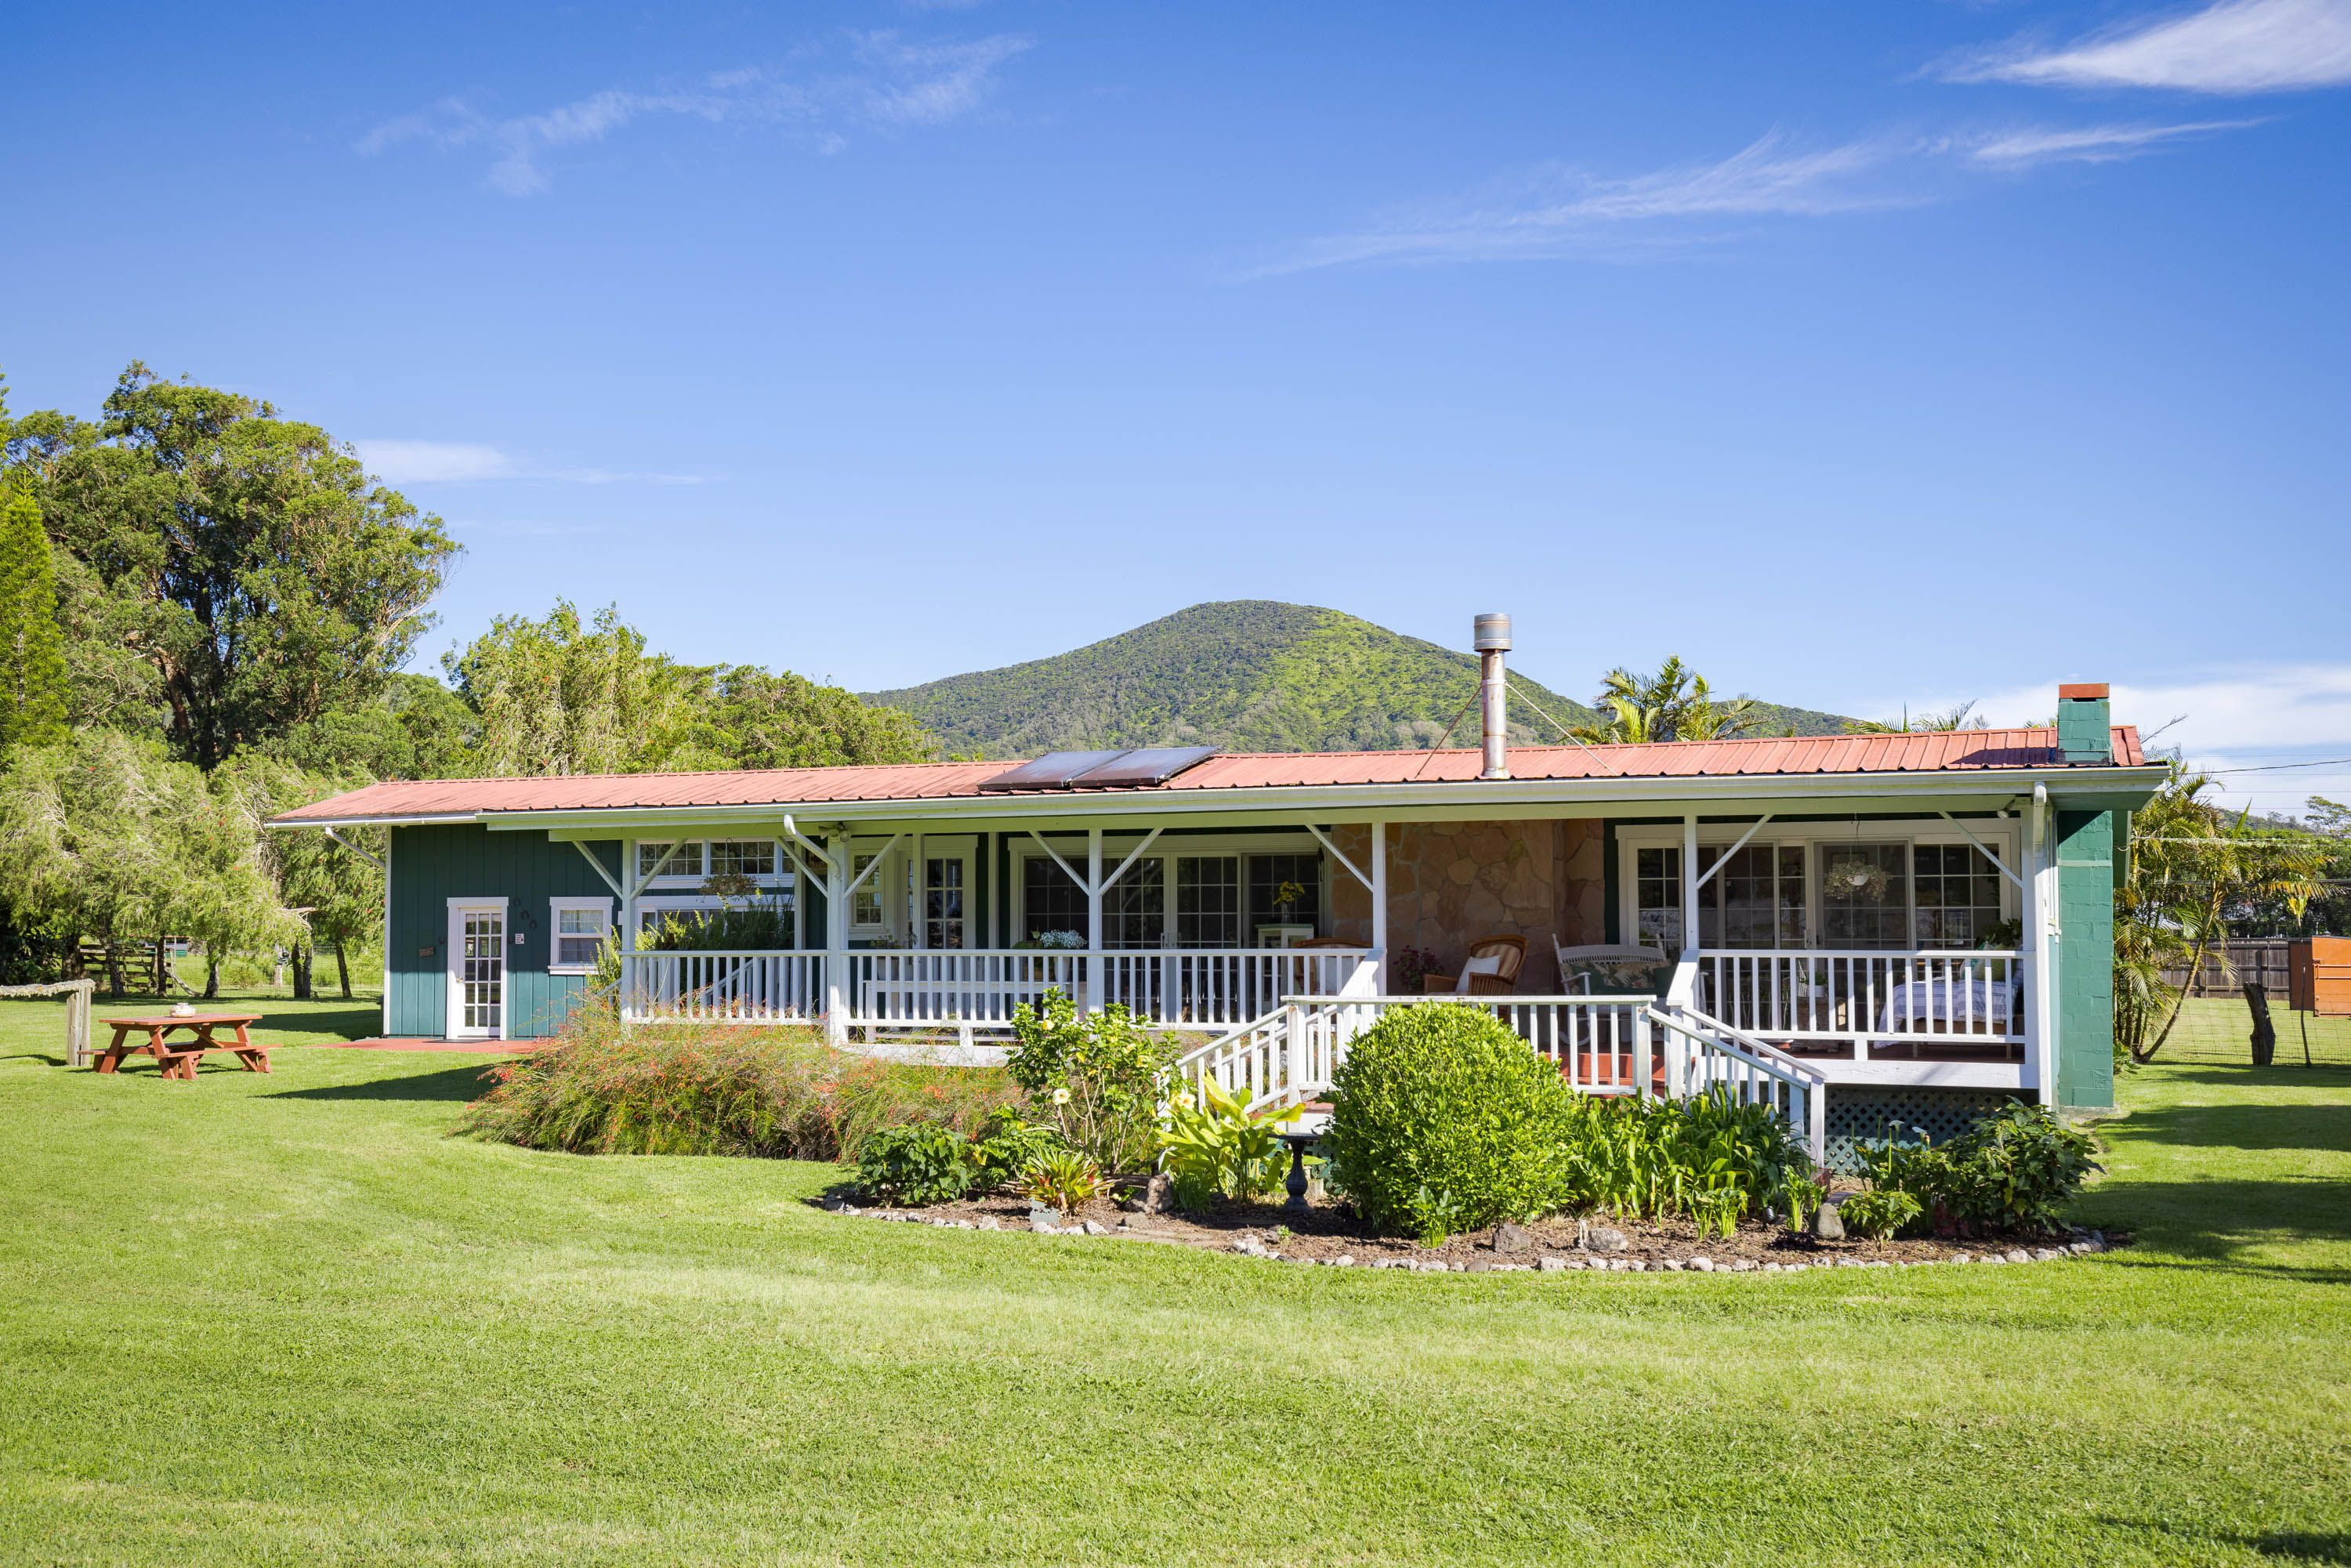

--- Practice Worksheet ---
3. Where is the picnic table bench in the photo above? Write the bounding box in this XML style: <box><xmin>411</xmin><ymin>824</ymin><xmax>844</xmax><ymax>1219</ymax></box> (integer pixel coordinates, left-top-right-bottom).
<box><xmin>92</xmin><ymin>1014</ymin><xmax>270</xmax><ymax>1081</ymax></box>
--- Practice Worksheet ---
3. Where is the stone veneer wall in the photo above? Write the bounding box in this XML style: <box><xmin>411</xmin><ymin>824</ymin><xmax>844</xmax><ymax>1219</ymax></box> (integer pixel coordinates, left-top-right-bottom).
<box><xmin>1328</xmin><ymin>819</ymin><xmax>1607</xmax><ymax>990</ymax></box>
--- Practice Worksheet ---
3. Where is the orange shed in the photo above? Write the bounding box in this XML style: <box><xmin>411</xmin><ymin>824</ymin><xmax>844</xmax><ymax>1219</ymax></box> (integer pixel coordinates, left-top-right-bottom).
<box><xmin>2288</xmin><ymin>937</ymin><xmax>2351</xmax><ymax>1017</ymax></box>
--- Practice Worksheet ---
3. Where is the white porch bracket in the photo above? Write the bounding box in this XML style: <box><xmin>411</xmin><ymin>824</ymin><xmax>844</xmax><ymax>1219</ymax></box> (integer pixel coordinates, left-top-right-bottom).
<box><xmin>1938</xmin><ymin>811</ymin><xmax>2029</xmax><ymax>895</ymax></box>
<box><xmin>570</xmin><ymin>840</ymin><xmax>624</xmax><ymax>899</ymax></box>
<box><xmin>778</xmin><ymin>814</ymin><xmax>834</xmax><ymax>876</ymax></box>
<box><xmin>1693</xmin><ymin>815</ymin><xmax>1773</xmax><ymax>891</ymax></box>
<box><xmin>1306</xmin><ymin>824</ymin><xmax>1372</xmax><ymax>892</ymax></box>
<box><xmin>629</xmin><ymin>840</ymin><xmax>686</xmax><ymax>899</ymax></box>
<box><xmin>1099</xmin><ymin>827</ymin><xmax>1164</xmax><ymax>893</ymax></box>
<box><xmin>324</xmin><ymin>826</ymin><xmax>386</xmax><ymax>871</ymax></box>
<box><xmin>842</xmin><ymin>835</ymin><xmax>904</xmax><ymax>899</ymax></box>
<box><xmin>1027</xmin><ymin>831</ymin><xmax>1089</xmax><ymax>892</ymax></box>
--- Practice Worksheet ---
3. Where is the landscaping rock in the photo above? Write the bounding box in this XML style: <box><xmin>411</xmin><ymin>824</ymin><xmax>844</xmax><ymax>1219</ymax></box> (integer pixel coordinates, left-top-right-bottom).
<box><xmin>2030</xmin><ymin>1247</ymin><xmax>2059</xmax><ymax>1262</ymax></box>
<box><xmin>1125</xmin><ymin>1174</ymin><xmax>1174</xmax><ymax>1215</ymax></box>
<box><xmin>1030</xmin><ymin>1216</ymin><xmax>1062</xmax><ymax>1235</ymax></box>
<box><xmin>1333</xmin><ymin>1255</ymin><xmax>1356</xmax><ymax>1268</ymax></box>
<box><xmin>1538</xmin><ymin>1257</ymin><xmax>1568</xmax><ymax>1273</ymax></box>
<box><xmin>1813</xmin><ymin>1204</ymin><xmax>1846</xmax><ymax>1242</ymax></box>
<box><xmin>1465</xmin><ymin>1257</ymin><xmax>1494</xmax><ymax>1273</ymax></box>
<box><xmin>1689</xmin><ymin>1256</ymin><xmax>1715</xmax><ymax>1273</ymax></box>
<box><xmin>1493</xmin><ymin>1221</ymin><xmax>1533</xmax><ymax>1255</ymax></box>
<box><xmin>1949</xmin><ymin>1251</ymin><xmax>1971</xmax><ymax>1264</ymax></box>
<box><xmin>2004</xmin><ymin>1248</ymin><xmax>2032</xmax><ymax>1264</ymax></box>
<box><xmin>820</xmin><ymin>1195</ymin><xmax>848</xmax><ymax>1212</ymax></box>
<box><xmin>1081</xmin><ymin>1220</ymin><xmax>1111</xmax><ymax>1237</ymax></box>
<box><xmin>1584</xmin><ymin>1226</ymin><xmax>1631</xmax><ymax>1255</ymax></box>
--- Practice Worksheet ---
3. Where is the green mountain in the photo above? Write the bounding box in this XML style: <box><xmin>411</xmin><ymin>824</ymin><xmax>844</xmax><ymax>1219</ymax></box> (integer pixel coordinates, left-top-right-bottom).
<box><xmin>868</xmin><ymin>601</ymin><xmax>1855</xmax><ymax>757</ymax></box>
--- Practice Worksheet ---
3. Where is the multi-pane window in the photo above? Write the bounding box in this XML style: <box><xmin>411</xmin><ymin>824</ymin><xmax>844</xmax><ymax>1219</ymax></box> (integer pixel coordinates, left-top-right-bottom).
<box><xmin>850</xmin><ymin>854</ymin><xmax>885</xmax><ymax>929</ymax></box>
<box><xmin>1249</xmin><ymin>854</ymin><xmax>1321</xmax><ymax>936</ymax></box>
<box><xmin>924</xmin><ymin>858</ymin><xmax>965</xmax><ymax>950</ymax></box>
<box><xmin>1819</xmin><ymin>843</ymin><xmax>1910</xmax><ymax>948</ymax></box>
<box><xmin>638</xmin><ymin>841</ymin><xmax>703</xmax><ymax>878</ymax></box>
<box><xmin>1635</xmin><ymin>847</ymin><xmax>1683</xmax><ymax>951</ymax></box>
<box><xmin>1023</xmin><ymin>857</ymin><xmax>1086</xmax><ymax>944</ymax></box>
<box><xmin>551</xmin><ymin>900</ymin><xmax>610</xmax><ymax>971</ymax></box>
<box><xmin>708</xmin><ymin>840</ymin><xmax>776</xmax><ymax>879</ymax></box>
<box><xmin>1177</xmin><ymin>856</ymin><xmax>1241</xmax><ymax>947</ymax></box>
<box><xmin>1913</xmin><ymin>844</ymin><xmax>2004</xmax><ymax>949</ymax></box>
<box><xmin>1708</xmin><ymin>845</ymin><xmax>1807</xmax><ymax>948</ymax></box>
<box><xmin>1104</xmin><ymin>859</ymin><xmax>1165</xmax><ymax>949</ymax></box>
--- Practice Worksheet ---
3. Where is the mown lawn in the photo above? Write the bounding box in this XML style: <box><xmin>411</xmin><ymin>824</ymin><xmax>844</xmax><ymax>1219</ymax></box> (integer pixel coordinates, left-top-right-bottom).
<box><xmin>1</xmin><ymin>994</ymin><xmax>2347</xmax><ymax>1566</ymax></box>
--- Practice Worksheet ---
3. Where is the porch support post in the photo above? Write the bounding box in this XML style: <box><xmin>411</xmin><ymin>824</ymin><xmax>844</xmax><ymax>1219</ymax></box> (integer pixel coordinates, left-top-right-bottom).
<box><xmin>1085</xmin><ymin>828</ymin><xmax>1103</xmax><ymax>1014</ymax></box>
<box><xmin>621</xmin><ymin>837</ymin><xmax>639</xmax><ymax>954</ymax></box>
<box><xmin>911</xmin><ymin>831</ymin><xmax>926</xmax><ymax>950</ymax></box>
<box><xmin>1371</xmin><ymin>819</ymin><xmax>1389</xmax><ymax>993</ymax></box>
<box><xmin>824</xmin><ymin>831</ymin><xmax>850</xmax><ymax>1045</ymax></box>
<box><xmin>1679</xmin><ymin>815</ymin><xmax>1700</xmax><ymax>958</ymax></box>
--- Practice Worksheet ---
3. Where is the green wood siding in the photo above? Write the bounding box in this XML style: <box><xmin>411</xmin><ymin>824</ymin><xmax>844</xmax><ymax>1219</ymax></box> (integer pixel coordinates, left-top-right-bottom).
<box><xmin>386</xmin><ymin>826</ymin><xmax>621</xmax><ymax>1040</ymax></box>
<box><xmin>2052</xmin><ymin>807</ymin><xmax>2117</xmax><ymax>1112</ymax></box>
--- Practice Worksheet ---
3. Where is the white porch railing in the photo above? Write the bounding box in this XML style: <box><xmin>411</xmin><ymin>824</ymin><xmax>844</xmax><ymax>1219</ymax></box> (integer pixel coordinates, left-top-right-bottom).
<box><xmin>618</xmin><ymin>946</ymin><xmax>1379</xmax><ymax>1035</ymax></box>
<box><xmin>618</xmin><ymin>950</ymin><xmax>824</xmax><ymax>1024</ymax></box>
<box><xmin>1694</xmin><ymin>948</ymin><xmax>2030</xmax><ymax>1060</ymax></box>
<box><xmin>1173</xmin><ymin>994</ymin><xmax>1830</xmax><ymax>1164</ymax></box>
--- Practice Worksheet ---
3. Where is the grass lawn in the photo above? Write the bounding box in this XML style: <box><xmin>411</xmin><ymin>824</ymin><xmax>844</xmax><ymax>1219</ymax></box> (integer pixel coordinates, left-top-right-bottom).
<box><xmin>2</xmin><ymin>994</ymin><xmax>2347</xmax><ymax>1566</ymax></box>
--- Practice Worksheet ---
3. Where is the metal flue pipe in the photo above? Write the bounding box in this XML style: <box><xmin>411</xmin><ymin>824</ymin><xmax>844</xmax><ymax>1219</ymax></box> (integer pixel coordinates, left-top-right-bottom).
<box><xmin>1474</xmin><ymin>612</ymin><xmax>1512</xmax><ymax>780</ymax></box>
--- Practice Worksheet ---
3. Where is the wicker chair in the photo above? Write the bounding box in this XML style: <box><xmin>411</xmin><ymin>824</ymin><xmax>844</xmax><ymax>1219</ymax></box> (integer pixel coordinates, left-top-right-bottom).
<box><xmin>1422</xmin><ymin>935</ymin><xmax>1527</xmax><ymax>996</ymax></box>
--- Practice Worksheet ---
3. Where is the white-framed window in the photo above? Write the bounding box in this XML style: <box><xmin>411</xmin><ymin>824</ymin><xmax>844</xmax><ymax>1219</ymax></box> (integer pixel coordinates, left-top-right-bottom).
<box><xmin>549</xmin><ymin>897</ymin><xmax>613</xmax><ymax>973</ymax></box>
<box><xmin>1619</xmin><ymin>820</ymin><xmax>2020</xmax><ymax>954</ymax></box>
<box><xmin>851</xmin><ymin>853</ymin><xmax>885</xmax><ymax>931</ymax></box>
<box><xmin>1012</xmin><ymin>835</ymin><xmax>1328</xmax><ymax>948</ymax></box>
<box><xmin>638</xmin><ymin>841</ymin><xmax>705</xmax><ymax>879</ymax></box>
<box><xmin>709</xmin><ymin>839</ymin><xmax>777</xmax><ymax>879</ymax></box>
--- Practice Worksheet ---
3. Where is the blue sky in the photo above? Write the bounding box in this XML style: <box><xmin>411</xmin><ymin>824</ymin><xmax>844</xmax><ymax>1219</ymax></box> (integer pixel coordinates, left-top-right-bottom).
<box><xmin>4</xmin><ymin>1</ymin><xmax>2348</xmax><ymax>810</ymax></box>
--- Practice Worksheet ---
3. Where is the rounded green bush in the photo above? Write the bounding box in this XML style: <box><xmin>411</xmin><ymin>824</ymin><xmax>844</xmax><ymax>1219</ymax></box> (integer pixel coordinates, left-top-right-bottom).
<box><xmin>1323</xmin><ymin>1001</ymin><xmax>1584</xmax><ymax>1240</ymax></box>
<box><xmin>855</xmin><ymin>1122</ymin><xmax>974</xmax><ymax>1207</ymax></box>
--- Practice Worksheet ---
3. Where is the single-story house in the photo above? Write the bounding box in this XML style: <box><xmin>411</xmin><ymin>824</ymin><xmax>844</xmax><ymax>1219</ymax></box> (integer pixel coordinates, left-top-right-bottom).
<box><xmin>273</xmin><ymin>631</ymin><xmax>2159</xmax><ymax>1165</ymax></box>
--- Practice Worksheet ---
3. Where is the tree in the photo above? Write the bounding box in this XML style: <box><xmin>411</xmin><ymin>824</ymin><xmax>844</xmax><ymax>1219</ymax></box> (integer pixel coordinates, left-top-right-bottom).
<box><xmin>219</xmin><ymin>756</ymin><xmax>382</xmax><ymax>999</ymax></box>
<box><xmin>446</xmin><ymin>601</ymin><xmax>933</xmax><ymax>776</ymax></box>
<box><xmin>0</xmin><ymin>487</ymin><xmax>69</xmax><ymax>748</ymax></box>
<box><xmin>2114</xmin><ymin>765</ymin><xmax>2330</xmax><ymax>1063</ymax></box>
<box><xmin>1569</xmin><ymin>657</ymin><xmax>1757</xmax><ymax>744</ymax></box>
<box><xmin>259</xmin><ymin>672</ymin><xmax>480</xmax><ymax>781</ymax></box>
<box><xmin>1844</xmin><ymin>701</ymin><xmax>1993</xmax><ymax>735</ymax></box>
<box><xmin>3</xmin><ymin>364</ymin><xmax>459</xmax><ymax>767</ymax></box>
<box><xmin>703</xmin><ymin>665</ymin><xmax>931</xmax><ymax>770</ymax></box>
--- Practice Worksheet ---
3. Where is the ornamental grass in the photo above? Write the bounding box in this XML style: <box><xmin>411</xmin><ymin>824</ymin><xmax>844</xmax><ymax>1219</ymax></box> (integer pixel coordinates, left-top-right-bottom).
<box><xmin>458</xmin><ymin>1013</ymin><xmax>1019</xmax><ymax>1161</ymax></box>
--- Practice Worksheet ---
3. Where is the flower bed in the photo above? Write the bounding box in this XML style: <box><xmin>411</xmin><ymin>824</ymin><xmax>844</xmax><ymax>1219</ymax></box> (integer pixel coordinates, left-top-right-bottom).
<box><xmin>817</xmin><ymin>1188</ymin><xmax>2125</xmax><ymax>1273</ymax></box>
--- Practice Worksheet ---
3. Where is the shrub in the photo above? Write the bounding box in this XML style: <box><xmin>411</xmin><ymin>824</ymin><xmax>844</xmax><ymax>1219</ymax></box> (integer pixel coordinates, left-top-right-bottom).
<box><xmin>1020</xmin><ymin>1148</ymin><xmax>1107</xmax><ymax>1215</ymax></box>
<box><xmin>1939</xmin><ymin>1102</ymin><xmax>2102</xmax><ymax>1232</ymax></box>
<box><xmin>1322</xmin><ymin>1001</ymin><xmax>1585</xmax><ymax>1240</ymax></box>
<box><xmin>1005</xmin><ymin>991</ymin><xmax>1172</xmax><ymax>1171</ymax></box>
<box><xmin>856</xmin><ymin>1123</ymin><xmax>974</xmax><ymax>1207</ymax></box>
<box><xmin>1157</xmin><ymin>1078</ymin><xmax>1299</xmax><ymax>1211</ymax></box>
<box><xmin>458</xmin><ymin>1014</ymin><xmax>1019</xmax><ymax>1160</ymax></box>
<box><xmin>1837</xmin><ymin>1187</ymin><xmax>1924</xmax><ymax>1240</ymax></box>
<box><xmin>1570</xmin><ymin>1088</ymin><xmax>1809</xmax><ymax>1228</ymax></box>
<box><xmin>1858</xmin><ymin>1103</ymin><xmax>2100</xmax><ymax>1235</ymax></box>
<box><xmin>969</xmin><ymin>1106</ymin><xmax>1060</xmax><ymax>1192</ymax></box>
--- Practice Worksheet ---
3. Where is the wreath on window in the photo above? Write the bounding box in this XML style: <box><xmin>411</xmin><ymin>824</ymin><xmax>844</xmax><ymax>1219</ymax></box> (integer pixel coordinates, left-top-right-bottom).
<box><xmin>1824</xmin><ymin>853</ymin><xmax>1890</xmax><ymax>903</ymax></box>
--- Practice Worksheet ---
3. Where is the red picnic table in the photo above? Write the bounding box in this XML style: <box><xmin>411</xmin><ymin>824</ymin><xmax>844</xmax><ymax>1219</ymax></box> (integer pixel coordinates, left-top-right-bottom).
<box><xmin>93</xmin><ymin>1014</ymin><xmax>270</xmax><ymax>1081</ymax></box>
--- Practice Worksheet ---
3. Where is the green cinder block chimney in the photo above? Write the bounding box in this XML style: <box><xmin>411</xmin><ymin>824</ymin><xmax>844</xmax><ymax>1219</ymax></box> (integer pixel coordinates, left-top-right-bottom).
<box><xmin>2056</xmin><ymin>683</ymin><xmax>2111</xmax><ymax>764</ymax></box>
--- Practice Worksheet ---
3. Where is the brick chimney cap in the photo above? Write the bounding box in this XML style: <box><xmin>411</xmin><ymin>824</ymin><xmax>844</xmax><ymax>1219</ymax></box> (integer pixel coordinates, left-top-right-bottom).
<box><xmin>2058</xmin><ymin>683</ymin><xmax>2110</xmax><ymax>701</ymax></box>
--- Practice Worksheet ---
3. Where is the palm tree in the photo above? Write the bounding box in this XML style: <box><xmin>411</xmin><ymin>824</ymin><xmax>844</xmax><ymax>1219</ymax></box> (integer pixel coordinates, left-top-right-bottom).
<box><xmin>1568</xmin><ymin>657</ymin><xmax>1757</xmax><ymax>745</ymax></box>
<box><xmin>1844</xmin><ymin>701</ymin><xmax>1991</xmax><ymax>735</ymax></box>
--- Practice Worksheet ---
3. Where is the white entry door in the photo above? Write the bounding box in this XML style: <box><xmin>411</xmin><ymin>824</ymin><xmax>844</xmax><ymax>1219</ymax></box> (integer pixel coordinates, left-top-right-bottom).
<box><xmin>447</xmin><ymin>901</ymin><xmax>507</xmax><ymax>1040</ymax></box>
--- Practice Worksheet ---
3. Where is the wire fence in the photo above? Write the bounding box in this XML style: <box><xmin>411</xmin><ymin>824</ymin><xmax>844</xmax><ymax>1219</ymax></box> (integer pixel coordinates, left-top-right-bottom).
<box><xmin>2150</xmin><ymin>997</ymin><xmax>2351</xmax><ymax>1068</ymax></box>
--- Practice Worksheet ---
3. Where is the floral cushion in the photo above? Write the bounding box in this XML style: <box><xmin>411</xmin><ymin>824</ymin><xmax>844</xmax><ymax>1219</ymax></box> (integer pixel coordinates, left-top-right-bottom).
<box><xmin>1566</xmin><ymin>958</ymin><xmax>1674</xmax><ymax>998</ymax></box>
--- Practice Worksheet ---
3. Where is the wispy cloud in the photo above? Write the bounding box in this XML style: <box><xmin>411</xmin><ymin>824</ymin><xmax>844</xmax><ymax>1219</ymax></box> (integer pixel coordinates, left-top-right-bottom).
<box><xmin>1264</xmin><ymin>107</ymin><xmax>2272</xmax><ymax>275</ymax></box>
<box><xmin>1947</xmin><ymin>664</ymin><xmax>2351</xmax><ymax>813</ymax></box>
<box><xmin>357</xmin><ymin>32</ymin><xmax>1030</xmax><ymax>194</ymax></box>
<box><xmin>1946</xmin><ymin>0</ymin><xmax>2351</xmax><ymax>93</ymax></box>
<box><xmin>355</xmin><ymin>440</ymin><xmax>708</xmax><ymax>487</ymax></box>
<box><xmin>1956</xmin><ymin>118</ymin><xmax>2266</xmax><ymax>165</ymax></box>
<box><xmin>1259</xmin><ymin>132</ymin><xmax>1923</xmax><ymax>273</ymax></box>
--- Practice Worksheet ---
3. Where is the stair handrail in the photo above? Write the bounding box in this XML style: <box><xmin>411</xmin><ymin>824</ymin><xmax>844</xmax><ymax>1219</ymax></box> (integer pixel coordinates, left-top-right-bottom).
<box><xmin>1645</xmin><ymin>1002</ymin><xmax>1827</xmax><ymax>1164</ymax></box>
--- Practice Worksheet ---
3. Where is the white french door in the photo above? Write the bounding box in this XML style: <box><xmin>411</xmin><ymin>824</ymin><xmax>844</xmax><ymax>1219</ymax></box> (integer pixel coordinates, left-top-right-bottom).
<box><xmin>447</xmin><ymin>901</ymin><xmax>507</xmax><ymax>1040</ymax></box>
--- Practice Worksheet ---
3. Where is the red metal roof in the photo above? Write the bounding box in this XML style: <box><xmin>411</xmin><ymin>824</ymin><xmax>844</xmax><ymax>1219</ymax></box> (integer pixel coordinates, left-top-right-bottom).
<box><xmin>273</xmin><ymin>726</ymin><xmax>2146</xmax><ymax>824</ymax></box>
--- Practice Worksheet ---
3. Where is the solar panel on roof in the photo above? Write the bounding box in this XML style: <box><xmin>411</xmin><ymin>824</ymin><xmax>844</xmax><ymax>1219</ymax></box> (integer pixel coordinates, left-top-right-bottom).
<box><xmin>976</xmin><ymin>751</ymin><xmax>1129</xmax><ymax>792</ymax></box>
<box><xmin>1068</xmin><ymin>746</ymin><xmax>1220</xmax><ymax>788</ymax></box>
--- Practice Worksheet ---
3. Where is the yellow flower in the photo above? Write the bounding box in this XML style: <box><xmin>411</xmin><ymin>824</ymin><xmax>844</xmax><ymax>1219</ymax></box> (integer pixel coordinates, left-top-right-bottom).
<box><xmin>1052</xmin><ymin>1087</ymin><xmax>1071</xmax><ymax>1106</ymax></box>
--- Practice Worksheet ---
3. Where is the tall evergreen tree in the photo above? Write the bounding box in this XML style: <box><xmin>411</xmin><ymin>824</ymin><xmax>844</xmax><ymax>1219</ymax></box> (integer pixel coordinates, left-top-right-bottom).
<box><xmin>0</xmin><ymin>488</ymin><xmax>70</xmax><ymax>748</ymax></box>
